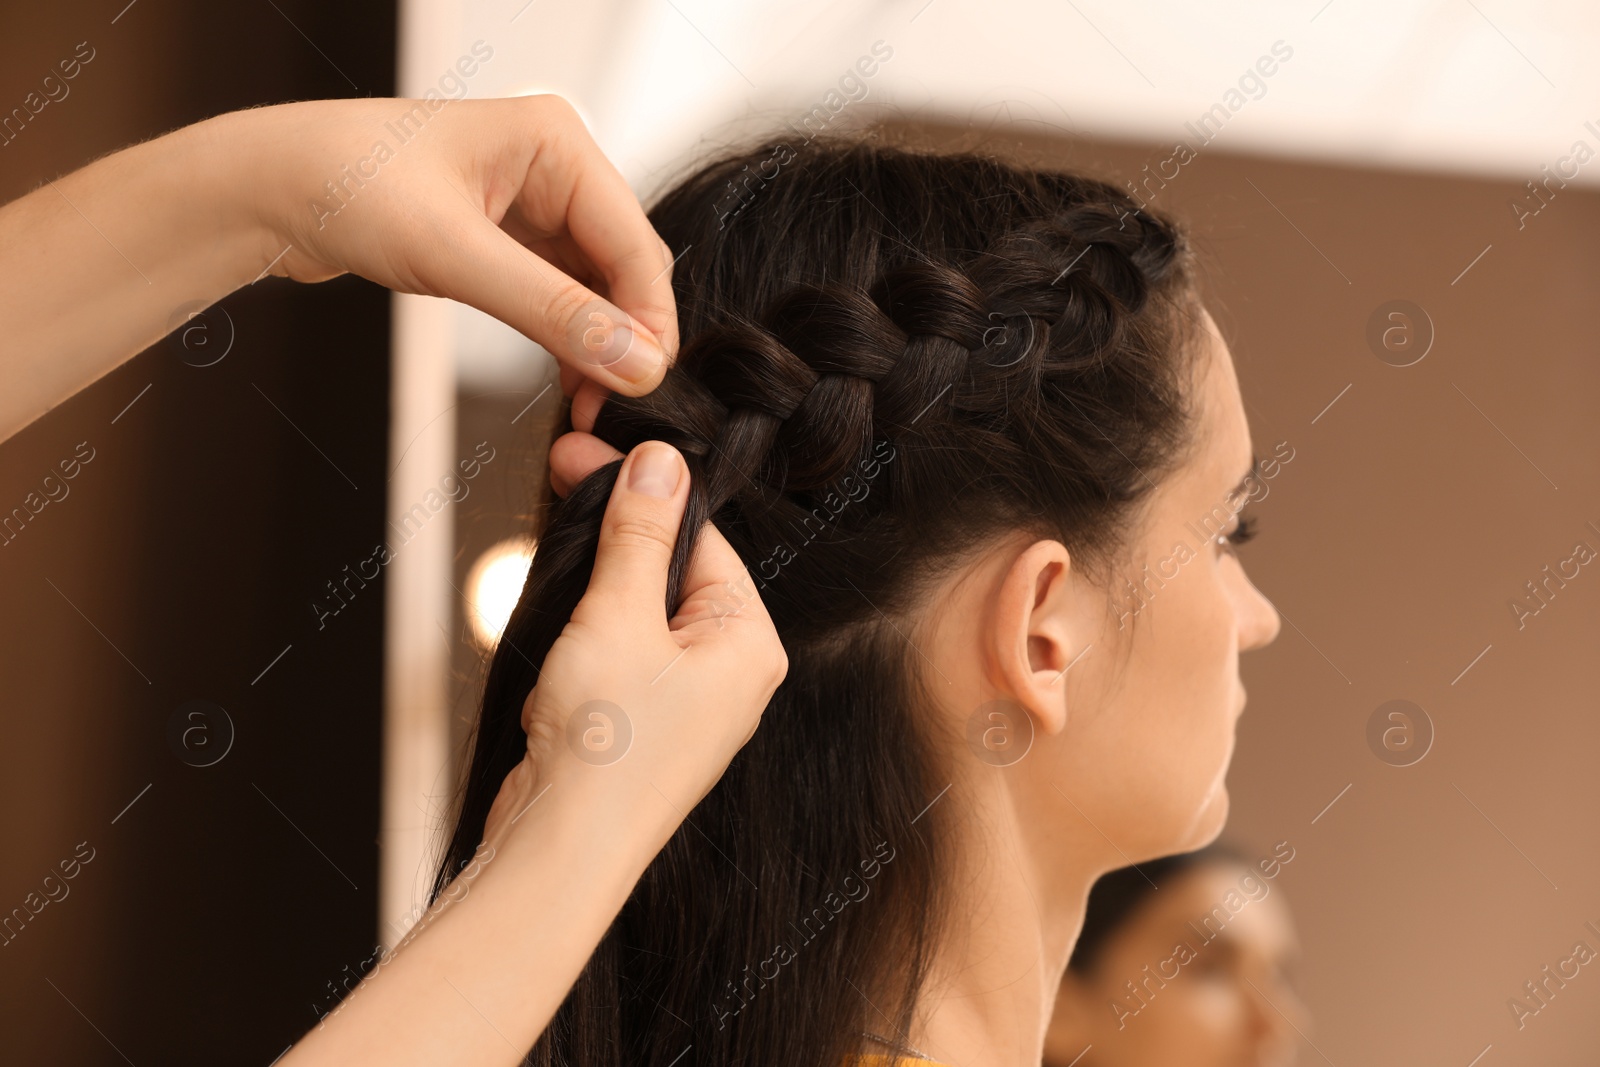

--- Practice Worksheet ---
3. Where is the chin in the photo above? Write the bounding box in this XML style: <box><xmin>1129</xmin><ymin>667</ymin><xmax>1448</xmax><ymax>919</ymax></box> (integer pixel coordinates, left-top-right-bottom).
<box><xmin>1130</xmin><ymin>784</ymin><xmax>1231</xmax><ymax>866</ymax></box>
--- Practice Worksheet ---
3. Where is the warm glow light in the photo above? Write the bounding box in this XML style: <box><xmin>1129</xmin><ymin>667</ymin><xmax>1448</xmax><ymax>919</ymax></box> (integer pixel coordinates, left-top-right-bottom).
<box><xmin>466</xmin><ymin>537</ymin><xmax>535</xmax><ymax>647</ymax></box>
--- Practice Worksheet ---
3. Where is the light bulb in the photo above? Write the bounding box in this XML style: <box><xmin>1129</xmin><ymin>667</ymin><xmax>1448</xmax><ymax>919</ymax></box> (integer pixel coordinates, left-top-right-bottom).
<box><xmin>466</xmin><ymin>537</ymin><xmax>535</xmax><ymax>647</ymax></box>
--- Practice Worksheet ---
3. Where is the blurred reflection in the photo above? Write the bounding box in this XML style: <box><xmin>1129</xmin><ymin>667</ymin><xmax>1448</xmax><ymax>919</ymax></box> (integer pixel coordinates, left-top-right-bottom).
<box><xmin>1044</xmin><ymin>846</ymin><xmax>1308</xmax><ymax>1067</ymax></box>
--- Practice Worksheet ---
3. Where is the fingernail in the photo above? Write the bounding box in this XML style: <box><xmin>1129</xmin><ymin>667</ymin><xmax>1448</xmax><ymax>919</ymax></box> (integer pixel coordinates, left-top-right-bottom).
<box><xmin>569</xmin><ymin>300</ymin><xmax>628</xmax><ymax>367</ymax></box>
<box><xmin>627</xmin><ymin>442</ymin><xmax>682</xmax><ymax>498</ymax></box>
<box><xmin>612</xmin><ymin>329</ymin><xmax>664</xmax><ymax>385</ymax></box>
<box><xmin>568</xmin><ymin>299</ymin><xmax>663</xmax><ymax>384</ymax></box>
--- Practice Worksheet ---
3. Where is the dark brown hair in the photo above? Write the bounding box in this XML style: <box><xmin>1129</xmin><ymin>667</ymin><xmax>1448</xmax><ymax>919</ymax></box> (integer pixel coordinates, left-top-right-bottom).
<box><xmin>435</xmin><ymin>131</ymin><xmax>1202</xmax><ymax>1065</ymax></box>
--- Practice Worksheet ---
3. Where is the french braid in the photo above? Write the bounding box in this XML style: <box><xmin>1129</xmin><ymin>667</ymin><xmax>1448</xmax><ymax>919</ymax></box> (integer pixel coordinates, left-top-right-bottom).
<box><xmin>579</xmin><ymin>200</ymin><xmax>1192</xmax><ymax>641</ymax></box>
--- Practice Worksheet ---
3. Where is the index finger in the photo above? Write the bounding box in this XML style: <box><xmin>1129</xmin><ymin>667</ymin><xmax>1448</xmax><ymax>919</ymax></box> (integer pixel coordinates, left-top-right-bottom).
<box><xmin>513</xmin><ymin>97</ymin><xmax>680</xmax><ymax>377</ymax></box>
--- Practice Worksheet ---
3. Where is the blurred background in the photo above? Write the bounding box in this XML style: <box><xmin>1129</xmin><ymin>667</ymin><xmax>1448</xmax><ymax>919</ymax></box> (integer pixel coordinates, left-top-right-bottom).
<box><xmin>2</xmin><ymin>0</ymin><xmax>1598</xmax><ymax>1063</ymax></box>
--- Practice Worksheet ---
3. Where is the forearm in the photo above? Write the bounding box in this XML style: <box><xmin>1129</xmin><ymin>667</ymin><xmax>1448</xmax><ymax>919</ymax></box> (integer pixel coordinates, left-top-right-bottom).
<box><xmin>283</xmin><ymin>773</ymin><xmax>680</xmax><ymax>1067</ymax></box>
<box><xmin>0</xmin><ymin>111</ymin><xmax>273</xmax><ymax>441</ymax></box>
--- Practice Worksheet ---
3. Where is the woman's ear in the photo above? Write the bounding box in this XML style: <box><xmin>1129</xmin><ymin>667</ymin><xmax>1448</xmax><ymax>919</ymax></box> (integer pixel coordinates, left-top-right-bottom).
<box><xmin>987</xmin><ymin>538</ymin><xmax>1090</xmax><ymax>736</ymax></box>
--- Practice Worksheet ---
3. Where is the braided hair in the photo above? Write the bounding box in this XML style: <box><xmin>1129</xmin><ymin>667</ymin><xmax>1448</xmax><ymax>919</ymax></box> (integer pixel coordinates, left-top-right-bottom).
<box><xmin>435</xmin><ymin>132</ymin><xmax>1204</xmax><ymax>1066</ymax></box>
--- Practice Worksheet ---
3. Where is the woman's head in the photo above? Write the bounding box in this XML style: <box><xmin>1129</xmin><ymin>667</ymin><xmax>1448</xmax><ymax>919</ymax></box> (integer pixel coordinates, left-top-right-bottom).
<box><xmin>914</xmin><ymin>301</ymin><xmax>1279</xmax><ymax>884</ymax></box>
<box><xmin>1044</xmin><ymin>847</ymin><xmax>1306</xmax><ymax>1067</ymax></box>
<box><xmin>437</xmin><ymin>132</ymin><xmax>1279</xmax><ymax>1064</ymax></box>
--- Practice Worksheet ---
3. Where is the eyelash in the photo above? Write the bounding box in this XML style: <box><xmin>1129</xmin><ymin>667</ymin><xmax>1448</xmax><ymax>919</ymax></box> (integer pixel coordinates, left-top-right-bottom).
<box><xmin>1218</xmin><ymin>515</ymin><xmax>1258</xmax><ymax>553</ymax></box>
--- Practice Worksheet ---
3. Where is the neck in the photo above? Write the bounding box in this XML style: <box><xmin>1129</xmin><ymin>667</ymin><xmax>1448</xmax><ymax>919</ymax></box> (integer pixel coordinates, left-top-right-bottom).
<box><xmin>901</xmin><ymin>776</ymin><xmax>1101</xmax><ymax>1067</ymax></box>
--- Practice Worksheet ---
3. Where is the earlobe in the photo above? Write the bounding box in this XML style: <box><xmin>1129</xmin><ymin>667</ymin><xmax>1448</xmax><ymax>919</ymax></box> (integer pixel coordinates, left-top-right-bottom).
<box><xmin>988</xmin><ymin>539</ymin><xmax>1081</xmax><ymax>736</ymax></box>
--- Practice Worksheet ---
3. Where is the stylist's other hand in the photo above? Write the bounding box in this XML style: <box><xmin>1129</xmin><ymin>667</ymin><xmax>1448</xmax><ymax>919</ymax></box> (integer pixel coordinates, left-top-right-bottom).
<box><xmin>481</xmin><ymin>441</ymin><xmax>785</xmax><ymax>847</ymax></box>
<box><xmin>243</xmin><ymin>96</ymin><xmax>677</xmax><ymax>396</ymax></box>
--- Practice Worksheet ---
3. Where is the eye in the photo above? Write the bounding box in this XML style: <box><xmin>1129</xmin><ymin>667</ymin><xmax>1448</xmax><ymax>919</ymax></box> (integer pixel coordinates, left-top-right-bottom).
<box><xmin>1216</xmin><ymin>514</ymin><xmax>1258</xmax><ymax>555</ymax></box>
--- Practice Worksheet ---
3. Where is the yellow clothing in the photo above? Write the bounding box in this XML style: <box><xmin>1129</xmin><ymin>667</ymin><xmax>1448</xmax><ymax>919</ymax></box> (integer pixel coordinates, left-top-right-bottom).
<box><xmin>852</xmin><ymin>1055</ymin><xmax>952</xmax><ymax>1066</ymax></box>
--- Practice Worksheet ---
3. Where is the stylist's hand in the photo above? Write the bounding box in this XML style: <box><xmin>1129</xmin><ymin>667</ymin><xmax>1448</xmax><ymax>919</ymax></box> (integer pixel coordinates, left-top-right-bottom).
<box><xmin>244</xmin><ymin>96</ymin><xmax>677</xmax><ymax>396</ymax></box>
<box><xmin>481</xmin><ymin>440</ymin><xmax>786</xmax><ymax>847</ymax></box>
<box><xmin>2</xmin><ymin>93</ymin><xmax>671</xmax><ymax>441</ymax></box>
<box><xmin>278</xmin><ymin>450</ymin><xmax>777</xmax><ymax>1067</ymax></box>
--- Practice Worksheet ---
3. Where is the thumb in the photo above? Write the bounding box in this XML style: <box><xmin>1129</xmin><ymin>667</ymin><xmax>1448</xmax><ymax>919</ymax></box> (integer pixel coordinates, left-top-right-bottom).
<box><xmin>426</xmin><ymin>206</ymin><xmax>669</xmax><ymax>395</ymax></box>
<box><xmin>579</xmin><ymin>441</ymin><xmax>689</xmax><ymax>624</ymax></box>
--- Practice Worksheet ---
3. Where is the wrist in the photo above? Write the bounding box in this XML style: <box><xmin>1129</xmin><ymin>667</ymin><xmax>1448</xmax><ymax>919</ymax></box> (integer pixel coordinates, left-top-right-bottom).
<box><xmin>495</xmin><ymin>759</ymin><xmax>687</xmax><ymax>882</ymax></box>
<box><xmin>179</xmin><ymin>107</ymin><xmax>293</xmax><ymax>278</ymax></box>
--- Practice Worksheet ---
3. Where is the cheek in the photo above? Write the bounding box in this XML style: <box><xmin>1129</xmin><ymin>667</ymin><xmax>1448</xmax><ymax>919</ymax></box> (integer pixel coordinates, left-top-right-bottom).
<box><xmin>1063</xmin><ymin>562</ymin><xmax>1242</xmax><ymax>857</ymax></box>
<box><xmin>1178</xmin><ymin>563</ymin><xmax>1239</xmax><ymax>676</ymax></box>
<box><xmin>1096</xmin><ymin>974</ymin><xmax>1242</xmax><ymax>1066</ymax></box>
<box><xmin>1148</xmin><ymin>979</ymin><xmax>1249</xmax><ymax>1058</ymax></box>
<box><xmin>1134</xmin><ymin>563</ymin><xmax>1237</xmax><ymax>733</ymax></box>
<box><xmin>1121</xmin><ymin>567</ymin><xmax>1240</xmax><ymax>826</ymax></box>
